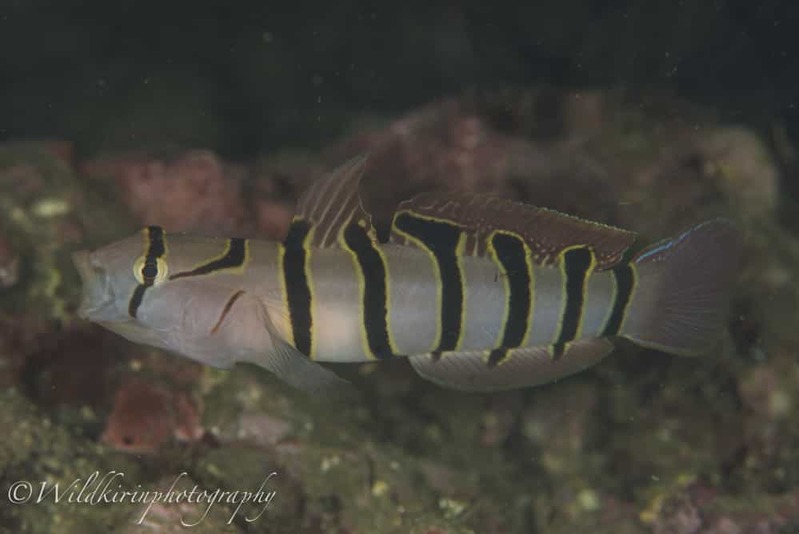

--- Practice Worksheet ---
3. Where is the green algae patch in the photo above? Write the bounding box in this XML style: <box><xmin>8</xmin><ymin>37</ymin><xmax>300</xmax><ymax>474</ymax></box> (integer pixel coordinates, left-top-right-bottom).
<box><xmin>0</xmin><ymin>388</ymin><xmax>140</xmax><ymax>532</ymax></box>
<box><xmin>192</xmin><ymin>366</ymin><xmax>505</xmax><ymax>533</ymax></box>
<box><xmin>0</xmin><ymin>142</ymin><xmax>134</xmax><ymax>322</ymax></box>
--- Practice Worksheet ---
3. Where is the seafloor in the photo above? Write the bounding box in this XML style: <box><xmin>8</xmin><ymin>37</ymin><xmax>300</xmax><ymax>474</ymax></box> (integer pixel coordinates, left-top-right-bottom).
<box><xmin>0</xmin><ymin>89</ymin><xmax>797</xmax><ymax>533</ymax></box>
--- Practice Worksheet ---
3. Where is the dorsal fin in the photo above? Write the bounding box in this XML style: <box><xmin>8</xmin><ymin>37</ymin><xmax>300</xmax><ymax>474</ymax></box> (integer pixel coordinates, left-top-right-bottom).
<box><xmin>390</xmin><ymin>192</ymin><xmax>636</xmax><ymax>269</ymax></box>
<box><xmin>292</xmin><ymin>155</ymin><xmax>376</xmax><ymax>247</ymax></box>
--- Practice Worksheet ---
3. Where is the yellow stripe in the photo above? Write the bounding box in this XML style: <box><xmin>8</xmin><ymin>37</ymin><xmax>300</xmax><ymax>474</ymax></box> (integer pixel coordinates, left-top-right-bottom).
<box><xmin>454</xmin><ymin>232</ymin><xmax>467</xmax><ymax>351</ymax></box>
<box><xmin>575</xmin><ymin>250</ymin><xmax>597</xmax><ymax>341</ymax></box>
<box><xmin>521</xmin><ymin>239</ymin><xmax>535</xmax><ymax>348</ymax></box>
<box><xmin>486</xmin><ymin>231</ymin><xmax>511</xmax><ymax>349</ymax></box>
<box><xmin>303</xmin><ymin>226</ymin><xmax>317</xmax><ymax>359</ymax></box>
<box><xmin>618</xmin><ymin>264</ymin><xmax>638</xmax><ymax>334</ymax></box>
<box><xmin>380</xmin><ymin>244</ymin><xmax>397</xmax><ymax>356</ymax></box>
<box><xmin>276</xmin><ymin>243</ymin><xmax>291</xmax><ymax>345</ymax></box>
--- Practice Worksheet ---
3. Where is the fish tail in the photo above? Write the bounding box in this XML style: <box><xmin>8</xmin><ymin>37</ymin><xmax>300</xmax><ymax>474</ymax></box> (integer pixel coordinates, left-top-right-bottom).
<box><xmin>620</xmin><ymin>219</ymin><xmax>741</xmax><ymax>355</ymax></box>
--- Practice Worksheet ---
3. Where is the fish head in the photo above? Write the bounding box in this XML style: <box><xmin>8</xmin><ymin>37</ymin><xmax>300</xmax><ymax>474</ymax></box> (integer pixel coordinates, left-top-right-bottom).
<box><xmin>72</xmin><ymin>231</ymin><xmax>177</xmax><ymax>352</ymax></box>
<box><xmin>73</xmin><ymin>229</ymin><xmax>280</xmax><ymax>368</ymax></box>
<box><xmin>73</xmin><ymin>235</ymin><xmax>147</xmax><ymax>324</ymax></box>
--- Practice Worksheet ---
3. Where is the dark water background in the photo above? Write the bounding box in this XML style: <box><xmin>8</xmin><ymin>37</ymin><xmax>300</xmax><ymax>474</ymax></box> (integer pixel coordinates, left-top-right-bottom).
<box><xmin>1</xmin><ymin>1</ymin><xmax>796</xmax><ymax>162</ymax></box>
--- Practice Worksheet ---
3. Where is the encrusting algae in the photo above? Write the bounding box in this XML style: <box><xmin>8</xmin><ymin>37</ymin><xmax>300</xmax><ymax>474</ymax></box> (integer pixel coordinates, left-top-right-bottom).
<box><xmin>1</xmin><ymin>90</ymin><xmax>798</xmax><ymax>532</ymax></box>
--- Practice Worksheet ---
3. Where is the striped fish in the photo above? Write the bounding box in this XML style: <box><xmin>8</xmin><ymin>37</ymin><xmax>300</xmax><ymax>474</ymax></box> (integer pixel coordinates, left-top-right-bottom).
<box><xmin>73</xmin><ymin>156</ymin><xmax>741</xmax><ymax>393</ymax></box>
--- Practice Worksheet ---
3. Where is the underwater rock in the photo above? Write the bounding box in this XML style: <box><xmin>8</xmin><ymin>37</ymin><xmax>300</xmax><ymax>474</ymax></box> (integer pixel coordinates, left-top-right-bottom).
<box><xmin>703</xmin><ymin>517</ymin><xmax>743</xmax><ymax>534</ymax></box>
<box><xmin>622</xmin><ymin>125</ymin><xmax>781</xmax><ymax>238</ymax></box>
<box><xmin>0</xmin><ymin>232</ymin><xmax>19</xmax><ymax>288</ymax></box>
<box><xmin>245</xmin><ymin>151</ymin><xmax>331</xmax><ymax>240</ymax></box>
<box><xmin>118</xmin><ymin>475</ymin><xmax>244</xmax><ymax>533</ymax></box>
<box><xmin>101</xmin><ymin>376</ymin><xmax>203</xmax><ymax>453</ymax></box>
<box><xmin>0</xmin><ymin>388</ymin><xmax>139</xmax><ymax>531</ymax></box>
<box><xmin>479</xmin><ymin>392</ymin><xmax>522</xmax><ymax>447</ymax></box>
<box><xmin>521</xmin><ymin>381</ymin><xmax>599</xmax><ymax>476</ymax></box>
<box><xmin>649</xmin><ymin>491</ymin><xmax>703</xmax><ymax>534</ymax></box>
<box><xmin>81</xmin><ymin>150</ymin><xmax>248</xmax><ymax>235</ymax></box>
<box><xmin>3</xmin><ymin>88</ymin><xmax>797</xmax><ymax>532</ymax></box>
<box><xmin>252</xmin><ymin>199</ymin><xmax>294</xmax><ymax>241</ymax></box>
<box><xmin>642</xmin><ymin>481</ymin><xmax>799</xmax><ymax>534</ymax></box>
<box><xmin>325</xmin><ymin>98</ymin><xmax>542</xmax><ymax>226</ymax></box>
<box><xmin>0</xmin><ymin>141</ymin><xmax>90</xmax><ymax>322</ymax></box>
<box><xmin>694</xmin><ymin>127</ymin><xmax>779</xmax><ymax>219</ymax></box>
<box><xmin>320</xmin><ymin>90</ymin><xmax>776</xmax><ymax>243</ymax></box>
<box><xmin>737</xmin><ymin>361</ymin><xmax>799</xmax><ymax>488</ymax></box>
<box><xmin>0</xmin><ymin>141</ymin><xmax>135</xmax><ymax>396</ymax></box>
<box><xmin>101</xmin><ymin>377</ymin><xmax>175</xmax><ymax>453</ymax></box>
<box><xmin>197</xmin><ymin>367</ymin><xmax>504</xmax><ymax>533</ymax></box>
<box><xmin>234</xmin><ymin>411</ymin><xmax>292</xmax><ymax>448</ymax></box>
<box><xmin>23</xmin><ymin>326</ymin><xmax>117</xmax><ymax>410</ymax></box>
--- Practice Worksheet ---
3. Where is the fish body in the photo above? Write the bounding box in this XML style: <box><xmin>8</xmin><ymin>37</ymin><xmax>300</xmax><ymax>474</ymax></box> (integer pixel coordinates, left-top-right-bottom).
<box><xmin>73</xmin><ymin>156</ymin><xmax>741</xmax><ymax>393</ymax></box>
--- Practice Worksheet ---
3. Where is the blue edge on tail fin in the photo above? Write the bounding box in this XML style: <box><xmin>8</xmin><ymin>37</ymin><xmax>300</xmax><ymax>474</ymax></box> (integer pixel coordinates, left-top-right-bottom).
<box><xmin>625</xmin><ymin>219</ymin><xmax>742</xmax><ymax>356</ymax></box>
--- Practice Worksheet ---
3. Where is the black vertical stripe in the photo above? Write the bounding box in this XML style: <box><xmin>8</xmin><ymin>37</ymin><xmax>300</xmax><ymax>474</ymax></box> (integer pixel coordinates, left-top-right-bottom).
<box><xmin>127</xmin><ymin>284</ymin><xmax>147</xmax><ymax>318</ymax></box>
<box><xmin>601</xmin><ymin>263</ymin><xmax>635</xmax><ymax>337</ymax></box>
<box><xmin>487</xmin><ymin>232</ymin><xmax>532</xmax><ymax>368</ymax></box>
<box><xmin>393</xmin><ymin>212</ymin><xmax>463</xmax><ymax>353</ymax></box>
<box><xmin>487</xmin><ymin>348</ymin><xmax>508</xmax><ymax>368</ymax></box>
<box><xmin>141</xmin><ymin>225</ymin><xmax>165</xmax><ymax>283</ymax></box>
<box><xmin>170</xmin><ymin>238</ymin><xmax>248</xmax><ymax>279</ymax></box>
<box><xmin>342</xmin><ymin>223</ymin><xmax>397</xmax><ymax>359</ymax></box>
<box><xmin>128</xmin><ymin>226</ymin><xmax>166</xmax><ymax>318</ymax></box>
<box><xmin>283</xmin><ymin>220</ymin><xmax>313</xmax><ymax>356</ymax></box>
<box><xmin>552</xmin><ymin>246</ymin><xmax>593</xmax><ymax>358</ymax></box>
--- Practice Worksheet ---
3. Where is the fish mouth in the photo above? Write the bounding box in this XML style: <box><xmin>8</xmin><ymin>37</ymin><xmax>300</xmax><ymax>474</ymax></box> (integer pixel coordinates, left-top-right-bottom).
<box><xmin>72</xmin><ymin>250</ymin><xmax>118</xmax><ymax>321</ymax></box>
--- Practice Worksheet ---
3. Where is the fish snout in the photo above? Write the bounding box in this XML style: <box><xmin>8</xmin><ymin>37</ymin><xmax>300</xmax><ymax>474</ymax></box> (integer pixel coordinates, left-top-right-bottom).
<box><xmin>72</xmin><ymin>249</ymin><xmax>113</xmax><ymax>320</ymax></box>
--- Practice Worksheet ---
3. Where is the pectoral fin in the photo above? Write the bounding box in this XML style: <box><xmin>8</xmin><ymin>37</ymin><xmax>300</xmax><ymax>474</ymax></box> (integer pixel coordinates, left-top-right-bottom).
<box><xmin>253</xmin><ymin>337</ymin><xmax>354</xmax><ymax>397</ymax></box>
<box><xmin>252</xmin><ymin>296</ymin><xmax>353</xmax><ymax>397</ymax></box>
<box><xmin>409</xmin><ymin>339</ymin><xmax>614</xmax><ymax>392</ymax></box>
<box><xmin>192</xmin><ymin>287</ymin><xmax>352</xmax><ymax>396</ymax></box>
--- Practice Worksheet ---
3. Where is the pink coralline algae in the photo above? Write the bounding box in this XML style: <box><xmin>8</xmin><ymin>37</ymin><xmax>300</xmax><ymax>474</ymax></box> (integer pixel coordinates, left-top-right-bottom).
<box><xmin>101</xmin><ymin>376</ymin><xmax>203</xmax><ymax>454</ymax></box>
<box><xmin>324</xmin><ymin>95</ymin><xmax>623</xmax><ymax>228</ymax></box>
<box><xmin>328</xmin><ymin>99</ymin><xmax>524</xmax><ymax>215</ymax></box>
<box><xmin>252</xmin><ymin>199</ymin><xmax>294</xmax><ymax>241</ymax></box>
<box><xmin>81</xmin><ymin>150</ymin><xmax>247</xmax><ymax>235</ymax></box>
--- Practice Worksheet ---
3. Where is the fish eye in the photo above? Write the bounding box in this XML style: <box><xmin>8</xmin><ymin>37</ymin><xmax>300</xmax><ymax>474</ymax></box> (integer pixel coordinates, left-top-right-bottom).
<box><xmin>132</xmin><ymin>256</ymin><xmax>169</xmax><ymax>285</ymax></box>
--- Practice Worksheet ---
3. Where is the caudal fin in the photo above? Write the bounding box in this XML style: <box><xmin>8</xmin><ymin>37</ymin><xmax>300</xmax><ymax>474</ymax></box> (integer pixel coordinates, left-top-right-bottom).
<box><xmin>622</xmin><ymin>219</ymin><xmax>742</xmax><ymax>355</ymax></box>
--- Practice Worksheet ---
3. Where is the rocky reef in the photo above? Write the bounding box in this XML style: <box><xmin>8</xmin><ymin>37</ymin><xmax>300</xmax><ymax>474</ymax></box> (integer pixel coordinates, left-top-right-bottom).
<box><xmin>0</xmin><ymin>89</ymin><xmax>797</xmax><ymax>533</ymax></box>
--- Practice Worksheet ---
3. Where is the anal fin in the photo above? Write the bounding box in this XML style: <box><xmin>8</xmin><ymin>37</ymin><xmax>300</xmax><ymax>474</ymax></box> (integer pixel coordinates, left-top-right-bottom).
<box><xmin>409</xmin><ymin>339</ymin><xmax>614</xmax><ymax>392</ymax></box>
